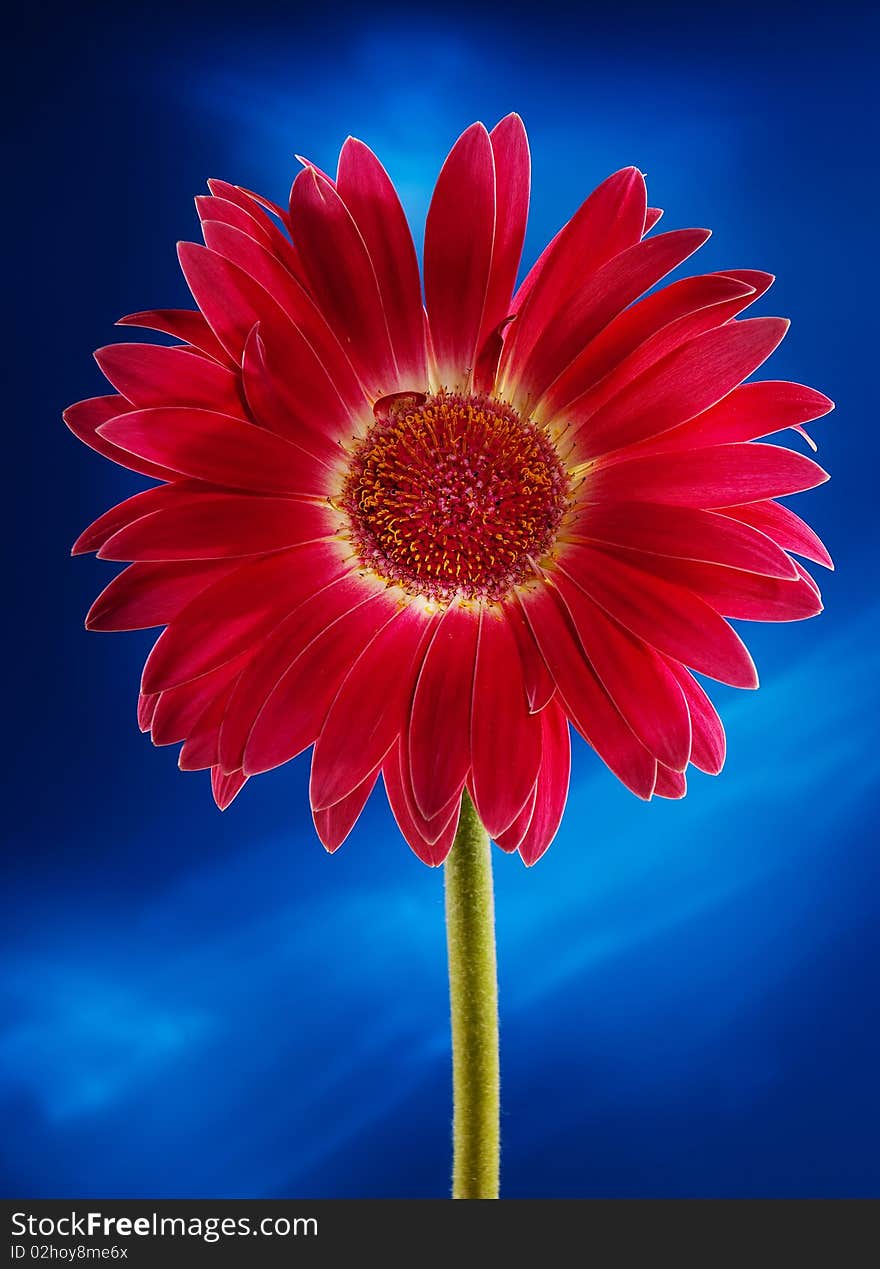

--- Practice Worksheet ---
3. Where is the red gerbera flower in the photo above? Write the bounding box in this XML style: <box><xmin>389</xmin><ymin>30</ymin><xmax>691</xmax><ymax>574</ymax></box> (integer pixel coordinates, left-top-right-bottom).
<box><xmin>67</xmin><ymin>115</ymin><xmax>832</xmax><ymax>867</ymax></box>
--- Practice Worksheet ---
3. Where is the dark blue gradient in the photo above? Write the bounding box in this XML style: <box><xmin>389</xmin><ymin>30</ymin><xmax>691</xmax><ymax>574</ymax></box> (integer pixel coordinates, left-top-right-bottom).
<box><xmin>4</xmin><ymin>0</ymin><xmax>877</xmax><ymax>1197</ymax></box>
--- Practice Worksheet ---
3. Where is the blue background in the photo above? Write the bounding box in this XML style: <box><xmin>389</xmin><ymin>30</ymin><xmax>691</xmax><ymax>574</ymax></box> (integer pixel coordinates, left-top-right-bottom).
<box><xmin>4</xmin><ymin>0</ymin><xmax>878</xmax><ymax>1198</ymax></box>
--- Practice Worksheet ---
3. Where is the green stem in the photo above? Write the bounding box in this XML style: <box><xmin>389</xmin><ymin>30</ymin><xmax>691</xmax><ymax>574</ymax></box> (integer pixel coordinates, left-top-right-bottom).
<box><xmin>444</xmin><ymin>790</ymin><xmax>500</xmax><ymax>1199</ymax></box>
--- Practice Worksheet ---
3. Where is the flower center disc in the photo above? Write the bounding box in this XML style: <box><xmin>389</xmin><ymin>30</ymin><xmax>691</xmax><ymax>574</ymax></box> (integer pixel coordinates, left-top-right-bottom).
<box><xmin>342</xmin><ymin>392</ymin><xmax>570</xmax><ymax>602</ymax></box>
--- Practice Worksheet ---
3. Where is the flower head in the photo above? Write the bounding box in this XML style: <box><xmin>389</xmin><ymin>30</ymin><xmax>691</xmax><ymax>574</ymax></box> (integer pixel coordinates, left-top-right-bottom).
<box><xmin>67</xmin><ymin>117</ymin><xmax>832</xmax><ymax>865</ymax></box>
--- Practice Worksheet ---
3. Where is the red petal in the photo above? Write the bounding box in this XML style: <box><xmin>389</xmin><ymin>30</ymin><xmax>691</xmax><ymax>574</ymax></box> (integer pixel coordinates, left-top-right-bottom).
<box><xmin>503</xmin><ymin>598</ymin><xmax>556</xmax><ymax>711</ymax></box>
<box><xmin>310</xmin><ymin>605</ymin><xmax>430</xmax><ymax>810</ymax></box>
<box><xmin>336</xmin><ymin>137</ymin><xmax>427</xmax><ymax>384</ymax></box>
<box><xmin>718</xmin><ymin>500</ymin><xmax>833</xmax><ymax>570</ymax></box>
<box><xmin>312</xmin><ymin>766</ymin><xmax>380</xmax><ymax>852</ymax></box>
<box><xmin>200</xmin><ymin>215</ymin><xmax>301</xmax><ymax>306</ymax></box>
<box><xmin>514</xmin><ymin>228</ymin><xmax>712</xmax><ymax>405</ymax></box>
<box><xmin>424</xmin><ymin>123</ymin><xmax>495</xmax><ymax>387</ymax></box>
<box><xmin>494</xmin><ymin>782</ymin><xmax>538</xmax><ymax>853</ymax></box>
<box><xmin>204</xmin><ymin>182</ymin><xmax>304</xmax><ymax>274</ymax></box>
<box><xmin>473</xmin><ymin>316</ymin><xmax>514</xmax><ymax>396</ymax></box>
<box><xmin>408</xmin><ymin>604</ymin><xmax>479</xmax><ymax>819</ymax></box>
<box><xmin>559</xmin><ymin>544</ymin><xmax>759</xmax><ymax>688</ymax></box>
<box><xmin>73</xmin><ymin>481</ymin><xmax>198</xmax><ymax>555</ymax></box>
<box><xmin>138</xmin><ymin>692</ymin><xmax>158</xmax><ymax>732</ymax></box>
<box><xmin>87</xmin><ymin>560</ymin><xmax>236</xmax><ymax>630</ymax></box>
<box><xmin>243</xmin><ymin>588</ymin><xmax>400</xmax><ymax>776</ymax></box>
<box><xmin>557</xmin><ymin>274</ymin><xmax>774</xmax><ymax>429</ymax></box>
<box><xmin>178</xmin><ymin>675</ymin><xmax>243</xmax><ymax>771</ymax></box>
<box><xmin>208</xmin><ymin>178</ymin><xmax>282</xmax><ymax>215</ymax></box>
<box><xmin>509</xmin><ymin>227</ymin><xmax>561</xmax><ymax>319</ymax></box>
<box><xmin>667</xmin><ymin>661</ymin><xmax>726</xmax><ymax>775</ymax></box>
<box><xmin>712</xmin><ymin>267</ymin><xmax>775</xmax><ymax>297</ymax></box>
<box><xmin>288</xmin><ymin>167</ymin><xmax>398</xmax><ymax>395</ymax></box>
<box><xmin>624</xmin><ymin>553</ymin><xmax>823</xmax><ymax>622</ymax></box>
<box><xmin>629</xmin><ymin>380</ymin><xmax>834</xmax><ymax>457</ymax></box>
<box><xmin>518</xmin><ymin>586</ymin><xmax>656</xmax><ymax>798</ymax></box>
<box><xmin>406</xmin><ymin>736</ymin><xmax>465</xmax><ymax>847</ymax></box>
<box><xmin>221</xmin><ymin>182</ymin><xmax>294</xmax><ymax>232</ymax></box>
<box><xmin>142</xmin><ymin>541</ymin><xmax>349</xmax><ymax>692</ymax></box>
<box><xmin>569</xmin><ymin>318</ymin><xmax>789</xmax><ymax>460</ymax></box>
<box><xmin>97</xmin><ymin>407</ymin><xmax>331</xmax><ymax>497</ymax></box>
<box><xmin>518</xmin><ymin>702</ymin><xmax>572</xmax><ymax>865</ymax></box>
<box><xmin>540</xmin><ymin>271</ymin><xmax>758</xmax><ymax>420</ymax></box>
<box><xmin>475</xmin><ymin>114</ymin><xmax>530</xmax><ymax>381</ymax></box>
<box><xmin>653</xmin><ymin>766</ymin><xmax>687</xmax><ymax>799</ymax></box>
<box><xmin>383</xmin><ymin>743</ymin><xmax>462</xmax><ymax>865</ymax></box>
<box><xmin>212</xmin><ymin>766</ymin><xmax>248</xmax><ymax>810</ymax></box>
<box><xmin>567</xmin><ymin>502</ymin><xmax>798</xmax><ymax>579</ymax></box>
<box><xmin>194</xmin><ymin>224</ymin><xmax>365</xmax><ymax>410</ymax></box>
<box><xmin>97</xmin><ymin>491</ymin><xmax>334</xmax><ymax>561</ymax></box>
<box><xmin>95</xmin><ymin>343</ymin><xmax>247</xmax><ymax>416</ymax></box>
<box><xmin>240</xmin><ymin>324</ymin><xmax>351</xmax><ymax>463</ymax></box>
<box><xmin>587</xmin><ymin>443</ymin><xmax>829</xmax><ymax>508</ymax></box>
<box><xmin>176</xmin><ymin>241</ymin><xmax>302</xmax><ymax>367</ymax></box>
<box><xmin>218</xmin><ymin>571</ymin><xmax>381</xmax><ymax>773</ymax></box>
<box><xmin>293</xmin><ymin>153</ymin><xmax>336</xmax><ymax>186</ymax></box>
<box><xmin>151</xmin><ymin>654</ymin><xmax>249</xmax><ymax>746</ymax></box>
<box><xmin>190</xmin><ymin>222</ymin><xmax>302</xmax><ymax>327</ymax></box>
<box><xmin>501</xmin><ymin>167</ymin><xmax>647</xmax><ymax>390</ymax></box>
<box><xmin>116</xmin><ymin>309</ymin><xmax>232</xmax><ymax>365</ymax></box>
<box><xmin>555</xmin><ymin>572</ymin><xmax>691</xmax><ymax>771</ymax></box>
<box><xmin>64</xmin><ymin>395</ymin><xmax>179</xmax><ymax>483</ymax></box>
<box><xmin>470</xmin><ymin>609</ymin><xmax>543</xmax><ymax>837</ymax></box>
<box><xmin>197</xmin><ymin>193</ymin><xmax>272</xmax><ymax>243</ymax></box>
<box><xmin>643</xmin><ymin>207</ymin><xmax>663</xmax><ymax>233</ymax></box>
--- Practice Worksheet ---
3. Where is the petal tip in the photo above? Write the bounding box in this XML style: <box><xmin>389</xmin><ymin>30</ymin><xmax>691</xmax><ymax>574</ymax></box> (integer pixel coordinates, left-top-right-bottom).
<box><xmin>455</xmin><ymin>119</ymin><xmax>491</xmax><ymax>148</ymax></box>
